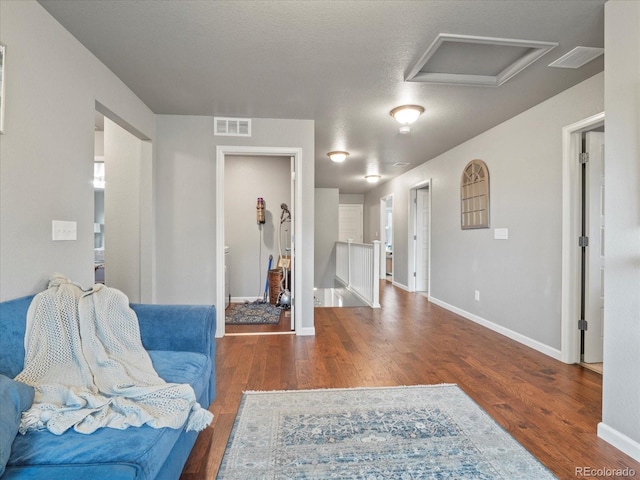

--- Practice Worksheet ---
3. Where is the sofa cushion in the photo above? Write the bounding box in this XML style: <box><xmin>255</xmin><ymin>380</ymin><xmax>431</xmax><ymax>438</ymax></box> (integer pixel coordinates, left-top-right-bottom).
<box><xmin>5</xmin><ymin>350</ymin><xmax>211</xmax><ymax>480</ymax></box>
<box><xmin>0</xmin><ymin>375</ymin><xmax>35</xmax><ymax>476</ymax></box>
<box><xmin>0</xmin><ymin>296</ymin><xmax>32</xmax><ymax>379</ymax></box>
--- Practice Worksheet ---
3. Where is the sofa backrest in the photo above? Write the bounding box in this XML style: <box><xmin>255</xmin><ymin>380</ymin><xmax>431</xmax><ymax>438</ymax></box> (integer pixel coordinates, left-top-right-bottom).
<box><xmin>0</xmin><ymin>295</ymin><xmax>33</xmax><ymax>378</ymax></box>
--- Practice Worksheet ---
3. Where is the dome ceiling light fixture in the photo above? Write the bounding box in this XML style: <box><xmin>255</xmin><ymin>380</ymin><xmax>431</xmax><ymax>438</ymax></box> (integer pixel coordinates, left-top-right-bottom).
<box><xmin>390</xmin><ymin>105</ymin><xmax>425</xmax><ymax>134</ymax></box>
<box><xmin>327</xmin><ymin>151</ymin><xmax>349</xmax><ymax>163</ymax></box>
<box><xmin>365</xmin><ymin>174</ymin><xmax>381</xmax><ymax>184</ymax></box>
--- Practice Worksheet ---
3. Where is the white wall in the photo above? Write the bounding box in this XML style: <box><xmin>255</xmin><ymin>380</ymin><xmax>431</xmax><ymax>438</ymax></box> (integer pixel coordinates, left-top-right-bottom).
<box><xmin>104</xmin><ymin>118</ymin><xmax>150</xmax><ymax>303</ymax></box>
<box><xmin>0</xmin><ymin>1</ymin><xmax>155</xmax><ymax>301</ymax></box>
<box><xmin>315</xmin><ymin>188</ymin><xmax>339</xmax><ymax>288</ymax></box>
<box><xmin>225</xmin><ymin>155</ymin><xmax>291</xmax><ymax>299</ymax></box>
<box><xmin>155</xmin><ymin>116</ymin><xmax>215</xmax><ymax>304</ymax></box>
<box><xmin>155</xmin><ymin>116</ymin><xmax>315</xmax><ymax>332</ymax></box>
<box><xmin>598</xmin><ymin>0</ymin><xmax>640</xmax><ymax>461</ymax></box>
<box><xmin>338</xmin><ymin>194</ymin><xmax>364</xmax><ymax>205</ymax></box>
<box><xmin>364</xmin><ymin>72</ymin><xmax>604</xmax><ymax>353</ymax></box>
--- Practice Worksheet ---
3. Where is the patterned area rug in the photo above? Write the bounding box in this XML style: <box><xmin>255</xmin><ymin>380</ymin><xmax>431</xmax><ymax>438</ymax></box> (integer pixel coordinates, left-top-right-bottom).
<box><xmin>217</xmin><ymin>385</ymin><xmax>556</xmax><ymax>479</ymax></box>
<box><xmin>225</xmin><ymin>302</ymin><xmax>281</xmax><ymax>325</ymax></box>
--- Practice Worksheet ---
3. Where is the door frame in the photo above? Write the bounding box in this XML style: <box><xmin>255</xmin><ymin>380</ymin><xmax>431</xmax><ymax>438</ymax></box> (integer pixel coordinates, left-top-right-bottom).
<box><xmin>380</xmin><ymin>194</ymin><xmax>393</xmax><ymax>281</ymax></box>
<box><xmin>561</xmin><ymin>112</ymin><xmax>605</xmax><ymax>364</ymax></box>
<box><xmin>289</xmin><ymin>155</ymin><xmax>296</xmax><ymax>331</ymax></box>
<box><xmin>216</xmin><ymin>145</ymin><xmax>303</xmax><ymax>338</ymax></box>
<box><xmin>408</xmin><ymin>180</ymin><xmax>431</xmax><ymax>293</ymax></box>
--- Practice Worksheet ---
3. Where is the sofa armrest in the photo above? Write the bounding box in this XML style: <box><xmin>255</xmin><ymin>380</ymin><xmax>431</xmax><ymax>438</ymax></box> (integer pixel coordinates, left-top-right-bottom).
<box><xmin>132</xmin><ymin>303</ymin><xmax>215</xmax><ymax>355</ymax></box>
<box><xmin>132</xmin><ymin>303</ymin><xmax>216</xmax><ymax>404</ymax></box>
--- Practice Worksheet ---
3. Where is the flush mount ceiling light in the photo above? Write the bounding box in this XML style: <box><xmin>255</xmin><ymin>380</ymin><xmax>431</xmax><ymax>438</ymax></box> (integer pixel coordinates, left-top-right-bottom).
<box><xmin>390</xmin><ymin>105</ymin><xmax>425</xmax><ymax>134</ymax></box>
<box><xmin>365</xmin><ymin>174</ymin><xmax>381</xmax><ymax>184</ymax></box>
<box><xmin>327</xmin><ymin>151</ymin><xmax>349</xmax><ymax>163</ymax></box>
<box><xmin>406</xmin><ymin>33</ymin><xmax>558</xmax><ymax>87</ymax></box>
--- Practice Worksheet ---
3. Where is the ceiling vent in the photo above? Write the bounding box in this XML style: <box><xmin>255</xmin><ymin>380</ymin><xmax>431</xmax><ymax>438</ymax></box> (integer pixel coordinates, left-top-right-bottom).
<box><xmin>548</xmin><ymin>46</ymin><xmax>604</xmax><ymax>69</ymax></box>
<box><xmin>406</xmin><ymin>34</ymin><xmax>558</xmax><ymax>87</ymax></box>
<box><xmin>214</xmin><ymin>117</ymin><xmax>252</xmax><ymax>137</ymax></box>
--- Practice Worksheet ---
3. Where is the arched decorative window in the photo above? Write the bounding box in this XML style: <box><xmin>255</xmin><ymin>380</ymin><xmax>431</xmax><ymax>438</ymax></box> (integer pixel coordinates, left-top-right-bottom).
<box><xmin>460</xmin><ymin>159</ymin><xmax>490</xmax><ymax>229</ymax></box>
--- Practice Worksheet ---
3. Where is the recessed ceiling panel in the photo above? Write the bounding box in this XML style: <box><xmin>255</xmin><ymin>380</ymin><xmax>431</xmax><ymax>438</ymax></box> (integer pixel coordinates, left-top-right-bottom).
<box><xmin>406</xmin><ymin>34</ymin><xmax>558</xmax><ymax>87</ymax></box>
<box><xmin>423</xmin><ymin>43</ymin><xmax>534</xmax><ymax>77</ymax></box>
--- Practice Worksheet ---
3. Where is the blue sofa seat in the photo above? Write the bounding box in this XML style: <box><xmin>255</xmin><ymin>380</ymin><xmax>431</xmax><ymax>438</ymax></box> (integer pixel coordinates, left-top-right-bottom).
<box><xmin>0</xmin><ymin>295</ymin><xmax>216</xmax><ymax>480</ymax></box>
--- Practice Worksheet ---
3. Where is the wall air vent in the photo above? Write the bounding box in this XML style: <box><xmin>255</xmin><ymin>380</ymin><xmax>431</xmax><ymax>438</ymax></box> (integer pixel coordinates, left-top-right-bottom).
<box><xmin>214</xmin><ymin>117</ymin><xmax>252</xmax><ymax>137</ymax></box>
<box><xmin>548</xmin><ymin>46</ymin><xmax>604</xmax><ymax>69</ymax></box>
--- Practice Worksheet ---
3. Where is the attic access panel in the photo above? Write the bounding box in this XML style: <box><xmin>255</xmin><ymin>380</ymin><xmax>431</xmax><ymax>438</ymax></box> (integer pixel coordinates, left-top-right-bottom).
<box><xmin>406</xmin><ymin>34</ymin><xmax>558</xmax><ymax>87</ymax></box>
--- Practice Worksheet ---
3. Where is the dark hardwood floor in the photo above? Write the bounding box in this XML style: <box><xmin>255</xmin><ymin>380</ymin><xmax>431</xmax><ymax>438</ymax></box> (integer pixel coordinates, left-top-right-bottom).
<box><xmin>181</xmin><ymin>281</ymin><xmax>640</xmax><ymax>479</ymax></box>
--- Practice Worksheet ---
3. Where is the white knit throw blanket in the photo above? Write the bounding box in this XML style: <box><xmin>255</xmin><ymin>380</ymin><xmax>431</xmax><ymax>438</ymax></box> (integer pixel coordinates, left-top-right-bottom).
<box><xmin>15</xmin><ymin>275</ymin><xmax>213</xmax><ymax>435</ymax></box>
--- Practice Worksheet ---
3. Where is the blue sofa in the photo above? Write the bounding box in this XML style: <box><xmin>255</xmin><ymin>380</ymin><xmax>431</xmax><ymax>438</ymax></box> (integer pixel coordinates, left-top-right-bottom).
<box><xmin>0</xmin><ymin>295</ymin><xmax>216</xmax><ymax>480</ymax></box>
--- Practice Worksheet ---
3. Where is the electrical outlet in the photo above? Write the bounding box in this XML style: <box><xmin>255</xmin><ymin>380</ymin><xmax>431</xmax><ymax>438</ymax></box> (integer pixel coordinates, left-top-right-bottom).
<box><xmin>474</xmin><ymin>290</ymin><xmax>480</xmax><ymax>301</ymax></box>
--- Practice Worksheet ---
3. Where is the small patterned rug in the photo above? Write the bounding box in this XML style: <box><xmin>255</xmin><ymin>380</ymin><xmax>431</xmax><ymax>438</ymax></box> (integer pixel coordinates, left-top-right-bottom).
<box><xmin>225</xmin><ymin>302</ymin><xmax>281</xmax><ymax>325</ymax></box>
<box><xmin>217</xmin><ymin>385</ymin><xmax>556</xmax><ymax>479</ymax></box>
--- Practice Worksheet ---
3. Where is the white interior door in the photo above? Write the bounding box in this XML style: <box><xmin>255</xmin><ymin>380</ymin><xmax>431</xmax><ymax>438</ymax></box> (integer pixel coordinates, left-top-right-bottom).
<box><xmin>338</xmin><ymin>204</ymin><xmax>363</xmax><ymax>243</ymax></box>
<box><xmin>415</xmin><ymin>188</ymin><xmax>430</xmax><ymax>292</ymax></box>
<box><xmin>381</xmin><ymin>195</ymin><xmax>393</xmax><ymax>281</ymax></box>
<box><xmin>583</xmin><ymin>131</ymin><xmax>605</xmax><ymax>363</ymax></box>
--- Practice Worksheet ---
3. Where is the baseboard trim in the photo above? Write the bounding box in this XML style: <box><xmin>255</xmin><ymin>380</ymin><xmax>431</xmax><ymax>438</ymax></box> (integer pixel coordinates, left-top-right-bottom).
<box><xmin>231</xmin><ymin>296</ymin><xmax>263</xmax><ymax>304</ymax></box>
<box><xmin>297</xmin><ymin>326</ymin><xmax>316</xmax><ymax>336</ymax></box>
<box><xmin>392</xmin><ymin>281</ymin><xmax>411</xmax><ymax>292</ymax></box>
<box><xmin>428</xmin><ymin>296</ymin><xmax>562</xmax><ymax>361</ymax></box>
<box><xmin>598</xmin><ymin>422</ymin><xmax>640</xmax><ymax>463</ymax></box>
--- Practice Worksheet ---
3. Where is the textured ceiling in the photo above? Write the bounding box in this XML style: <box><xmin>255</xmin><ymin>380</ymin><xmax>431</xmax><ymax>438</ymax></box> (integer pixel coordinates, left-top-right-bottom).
<box><xmin>39</xmin><ymin>0</ymin><xmax>605</xmax><ymax>193</ymax></box>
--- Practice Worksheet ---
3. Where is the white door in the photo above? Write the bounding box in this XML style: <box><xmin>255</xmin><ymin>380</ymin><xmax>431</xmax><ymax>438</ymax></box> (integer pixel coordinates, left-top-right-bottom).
<box><xmin>380</xmin><ymin>196</ymin><xmax>393</xmax><ymax>279</ymax></box>
<box><xmin>415</xmin><ymin>188</ymin><xmax>430</xmax><ymax>292</ymax></box>
<box><xmin>583</xmin><ymin>131</ymin><xmax>605</xmax><ymax>363</ymax></box>
<box><xmin>338</xmin><ymin>204</ymin><xmax>363</xmax><ymax>243</ymax></box>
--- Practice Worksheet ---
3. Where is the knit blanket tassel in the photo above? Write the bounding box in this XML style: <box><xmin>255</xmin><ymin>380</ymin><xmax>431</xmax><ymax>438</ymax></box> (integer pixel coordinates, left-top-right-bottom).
<box><xmin>186</xmin><ymin>404</ymin><xmax>213</xmax><ymax>432</ymax></box>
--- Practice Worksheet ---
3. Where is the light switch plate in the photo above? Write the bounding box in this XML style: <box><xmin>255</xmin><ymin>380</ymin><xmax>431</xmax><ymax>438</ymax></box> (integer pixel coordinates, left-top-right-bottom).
<box><xmin>494</xmin><ymin>228</ymin><xmax>509</xmax><ymax>240</ymax></box>
<box><xmin>52</xmin><ymin>220</ymin><xmax>77</xmax><ymax>241</ymax></box>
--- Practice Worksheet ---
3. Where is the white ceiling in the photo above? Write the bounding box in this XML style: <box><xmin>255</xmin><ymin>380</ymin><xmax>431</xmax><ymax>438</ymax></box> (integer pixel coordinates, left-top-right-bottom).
<box><xmin>39</xmin><ymin>0</ymin><xmax>605</xmax><ymax>194</ymax></box>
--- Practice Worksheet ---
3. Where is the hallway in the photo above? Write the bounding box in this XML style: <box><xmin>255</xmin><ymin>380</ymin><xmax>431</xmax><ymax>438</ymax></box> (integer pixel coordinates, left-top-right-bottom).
<box><xmin>182</xmin><ymin>281</ymin><xmax>639</xmax><ymax>479</ymax></box>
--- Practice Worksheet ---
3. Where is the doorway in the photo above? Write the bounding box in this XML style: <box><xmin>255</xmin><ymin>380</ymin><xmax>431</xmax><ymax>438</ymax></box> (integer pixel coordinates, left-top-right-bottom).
<box><xmin>93</xmin><ymin>109</ymin><xmax>153</xmax><ymax>303</ymax></box>
<box><xmin>561</xmin><ymin>112</ymin><xmax>605</xmax><ymax>367</ymax></box>
<box><xmin>380</xmin><ymin>195</ymin><xmax>393</xmax><ymax>282</ymax></box>
<box><xmin>215</xmin><ymin>146</ymin><xmax>302</xmax><ymax>337</ymax></box>
<box><xmin>223</xmin><ymin>155</ymin><xmax>293</xmax><ymax>334</ymax></box>
<box><xmin>409</xmin><ymin>181</ymin><xmax>431</xmax><ymax>294</ymax></box>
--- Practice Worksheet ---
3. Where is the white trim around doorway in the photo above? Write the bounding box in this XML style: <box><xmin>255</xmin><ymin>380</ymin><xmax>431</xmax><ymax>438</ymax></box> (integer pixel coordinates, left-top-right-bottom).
<box><xmin>216</xmin><ymin>145</ymin><xmax>304</xmax><ymax>338</ymax></box>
